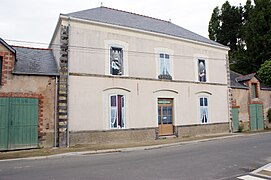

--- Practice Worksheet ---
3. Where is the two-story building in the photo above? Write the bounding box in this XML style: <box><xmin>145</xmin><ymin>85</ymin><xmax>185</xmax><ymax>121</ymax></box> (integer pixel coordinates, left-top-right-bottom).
<box><xmin>50</xmin><ymin>6</ymin><xmax>230</xmax><ymax>146</ymax></box>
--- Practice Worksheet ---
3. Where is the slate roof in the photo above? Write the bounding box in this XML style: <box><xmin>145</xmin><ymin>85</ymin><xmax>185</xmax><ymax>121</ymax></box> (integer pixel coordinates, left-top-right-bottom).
<box><xmin>63</xmin><ymin>7</ymin><xmax>226</xmax><ymax>48</ymax></box>
<box><xmin>230</xmin><ymin>71</ymin><xmax>249</xmax><ymax>89</ymax></box>
<box><xmin>12</xmin><ymin>46</ymin><xmax>59</xmax><ymax>76</ymax></box>
<box><xmin>230</xmin><ymin>70</ymin><xmax>271</xmax><ymax>90</ymax></box>
<box><xmin>235</xmin><ymin>73</ymin><xmax>256</xmax><ymax>82</ymax></box>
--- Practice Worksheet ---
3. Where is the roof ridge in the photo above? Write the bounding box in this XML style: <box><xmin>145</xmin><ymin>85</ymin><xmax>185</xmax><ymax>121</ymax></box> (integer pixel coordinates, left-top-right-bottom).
<box><xmin>11</xmin><ymin>45</ymin><xmax>52</xmax><ymax>51</ymax></box>
<box><xmin>101</xmin><ymin>6</ymin><xmax>171</xmax><ymax>23</ymax></box>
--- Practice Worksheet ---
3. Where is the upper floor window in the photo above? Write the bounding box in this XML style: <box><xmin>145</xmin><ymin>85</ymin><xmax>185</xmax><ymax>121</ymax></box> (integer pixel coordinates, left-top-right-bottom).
<box><xmin>198</xmin><ymin>59</ymin><xmax>207</xmax><ymax>82</ymax></box>
<box><xmin>0</xmin><ymin>56</ymin><xmax>2</xmax><ymax>85</ymax></box>
<box><xmin>110</xmin><ymin>47</ymin><xmax>123</xmax><ymax>75</ymax></box>
<box><xmin>158</xmin><ymin>53</ymin><xmax>172</xmax><ymax>80</ymax></box>
<box><xmin>110</xmin><ymin>94</ymin><xmax>125</xmax><ymax>129</ymax></box>
<box><xmin>251</xmin><ymin>83</ymin><xmax>258</xmax><ymax>99</ymax></box>
<box><xmin>200</xmin><ymin>97</ymin><xmax>208</xmax><ymax>123</ymax></box>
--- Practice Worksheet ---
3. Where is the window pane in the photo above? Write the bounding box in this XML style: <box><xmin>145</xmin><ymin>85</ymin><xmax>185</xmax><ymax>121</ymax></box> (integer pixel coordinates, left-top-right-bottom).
<box><xmin>160</xmin><ymin>53</ymin><xmax>164</xmax><ymax>58</ymax></box>
<box><xmin>200</xmin><ymin>98</ymin><xmax>204</xmax><ymax>106</ymax></box>
<box><xmin>110</xmin><ymin>47</ymin><xmax>123</xmax><ymax>75</ymax></box>
<box><xmin>165</xmin><ymin>58</ymin><xmax>170</xmax><ymax>75</ymax></box>
<box><xmin>204</xmin><ymin>98</ymin><xmax>208</xmax><ymax>106</ymax></box>
<box><xmin>165</xmin><ymin>54</ymin><xmax>169</xmax><ymax>59</ymax></box>
<box><xmin>198</xmin><ymin>59</ymin><xmax>206</xmax><ymax>82</ymax></box>
<box><xmin>111</xmin><ymin>107</ymin><xmax>117</xmax><ymax>128</ymax></box>
<box><xmin>160</xmin><ymin>58</ymin><xmax>164</xmax><ymax>74</ymax></box>
<box><xmin>200</xmin><ymin>107</ymin><xmax>208</xmax><ymax>123</ymax></box>
<box><xmin>111</xmin><ymin>95</ymin><xmax>116</xmax><ymax>106</ymax></box>
<box><xmin>167</xmin><ymin>116</ymin><xmax>172</xmax><ymax>124</ymax></box>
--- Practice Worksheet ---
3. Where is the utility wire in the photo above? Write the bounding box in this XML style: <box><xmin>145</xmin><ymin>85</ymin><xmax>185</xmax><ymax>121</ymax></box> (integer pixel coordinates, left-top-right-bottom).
<box><xmin>5</xmin><ymin>38</ymin><xmax>228</xmax><ymax>61</ymax></box>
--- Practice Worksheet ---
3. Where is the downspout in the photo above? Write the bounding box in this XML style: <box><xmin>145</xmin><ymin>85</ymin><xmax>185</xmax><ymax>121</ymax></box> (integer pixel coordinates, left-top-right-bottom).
<box><xmin>54</xmin><ymin>76</ymin><xmax>58</xmax><ymax>147</ymax></box>
<box><xmin>67</xmin><ymin>16</ymin><xmax>71</xmax><ymax>147</ymax></box>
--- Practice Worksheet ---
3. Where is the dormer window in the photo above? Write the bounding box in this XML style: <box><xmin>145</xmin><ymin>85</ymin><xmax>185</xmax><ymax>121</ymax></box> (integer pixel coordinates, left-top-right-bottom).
<box><xmin>251</xmin><ymin>83</ymin><xmax>258</xmax><ymax>99</ymax></box>
<box><xmin>110</xmin><ymin>47</ymin><xmax>123</xmax><ymax>75</ymax></box>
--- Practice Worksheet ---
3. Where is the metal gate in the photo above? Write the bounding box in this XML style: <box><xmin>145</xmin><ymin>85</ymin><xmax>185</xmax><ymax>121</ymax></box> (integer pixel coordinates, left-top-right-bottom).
<box><xmin>249</xmin><ymin>104</ymin><xmax>264</xmax><ymax>131</ymax></box>
<box><xmin>232</xmin><ymin>107</ymin><xmax>239</xmax><ymax>132</ymax></box>
<box><xmin>0</xmin><ymin>98</ymin><xmax>38</xmax><ymax>151</ymax></box>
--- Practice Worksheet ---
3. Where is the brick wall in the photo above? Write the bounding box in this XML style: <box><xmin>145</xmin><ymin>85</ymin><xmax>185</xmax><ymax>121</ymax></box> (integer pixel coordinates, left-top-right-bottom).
<box><xmin>0</xmin><ymin>51</ymin><xmax>14</xmax><ymax>86</ymax></box>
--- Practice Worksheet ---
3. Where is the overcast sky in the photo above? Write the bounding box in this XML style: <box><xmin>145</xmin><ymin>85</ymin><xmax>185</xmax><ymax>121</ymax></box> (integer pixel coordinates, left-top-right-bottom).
<box><xmin>0</xmin><ymin>0</ymin><xmax>247</xmax><ymax>48</ymax></box>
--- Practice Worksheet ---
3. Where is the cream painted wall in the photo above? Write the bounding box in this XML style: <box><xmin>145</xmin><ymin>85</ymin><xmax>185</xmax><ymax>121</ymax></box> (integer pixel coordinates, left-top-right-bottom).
<box><xmin>69</xmin><ymin>76</ymin><xmax>229</xmax><ymax>131</ymax></box>
<box><xmin>54</xmin><ymin>17</ymin><xmax>230</xmax><ymax>132</ymax></box>
<box><xmin>63</xmin><ymin>19</ymin><xmax>228</xmax><ymax>84</ymax></box>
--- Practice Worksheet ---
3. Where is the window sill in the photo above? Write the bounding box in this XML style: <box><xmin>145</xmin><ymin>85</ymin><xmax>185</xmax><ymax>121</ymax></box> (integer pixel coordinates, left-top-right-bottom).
<box><xmin>158</xmin><ymin>74</ymin><xmax>172</xmax><ymax>80</ymax></box>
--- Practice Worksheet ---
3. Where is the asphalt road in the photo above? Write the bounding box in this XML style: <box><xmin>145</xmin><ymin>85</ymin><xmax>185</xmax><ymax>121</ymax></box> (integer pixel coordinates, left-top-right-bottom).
<box><xmin>0</xmin><ymin>133</ymin><xmax>271</xmax><ymax>180</ymax></box>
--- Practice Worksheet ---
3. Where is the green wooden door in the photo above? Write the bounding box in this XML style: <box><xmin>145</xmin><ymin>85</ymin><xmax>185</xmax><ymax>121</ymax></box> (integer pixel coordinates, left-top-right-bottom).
<box><xmin>249</xmin><ymin>104</ymin><xmax>264</xmax><ymax>131</ymax></box>
<box><xmin>0</xmin><ymin>98</ymin><xmax>38</xmax><ymax>151</ymax></box>
<box><xmin>232</xmin><ymin>108</ymin><xmax>239</xmax><ymax>132</ymax></box>
<box><xmin>0</xmin><ymin>98</ymin><xmax>10</xmax><ymax>151</ymax></box>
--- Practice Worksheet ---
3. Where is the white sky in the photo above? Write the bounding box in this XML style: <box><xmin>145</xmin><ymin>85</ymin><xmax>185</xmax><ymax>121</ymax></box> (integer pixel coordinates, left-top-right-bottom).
<box><xmin>0</xmin><ymin>0</ymin><xmax>247</xmax><ymax>48</ymax></box>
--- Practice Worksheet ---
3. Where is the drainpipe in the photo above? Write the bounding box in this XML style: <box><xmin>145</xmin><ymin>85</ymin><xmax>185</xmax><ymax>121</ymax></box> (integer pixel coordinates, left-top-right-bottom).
<box><xmin>67</xmin><ymin>16</ymin><xmax>71</xmax><ymax>147</ymax></box>
<box><xmin>54</xmin><ymin>76</ymin><xmax>58</xmax><ymax>147</ymax></box>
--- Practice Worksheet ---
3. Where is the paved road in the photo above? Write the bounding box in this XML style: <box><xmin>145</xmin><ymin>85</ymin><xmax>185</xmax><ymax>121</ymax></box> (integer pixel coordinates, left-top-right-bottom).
<box><xmin>0</xmin><ymin>133</ymin><xmax>271</xmax><ymax>180</ymax></box>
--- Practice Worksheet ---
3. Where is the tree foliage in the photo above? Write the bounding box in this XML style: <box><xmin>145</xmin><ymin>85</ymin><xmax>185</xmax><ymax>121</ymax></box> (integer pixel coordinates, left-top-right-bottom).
<box><xmin>257</xmin><ymin>60</ymin><xmax>271</xmax><ymax>85</ymax></box>
<box><xmin>208</xmin><ymin>0</ymin><xmax>271</xmax><ymax>78</ymax></box>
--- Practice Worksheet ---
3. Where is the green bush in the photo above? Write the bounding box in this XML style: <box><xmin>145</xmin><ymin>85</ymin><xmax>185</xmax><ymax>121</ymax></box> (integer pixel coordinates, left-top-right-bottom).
<box><xmin>267</xmin><ymin>108</ymin><xmax>271</xmax><ymax>123</ymax></box>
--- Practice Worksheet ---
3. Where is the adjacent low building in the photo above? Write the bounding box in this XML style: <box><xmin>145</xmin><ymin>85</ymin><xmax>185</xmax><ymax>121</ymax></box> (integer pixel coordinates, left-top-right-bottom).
<box><xmin>230</xmin><ymin>71</ymin><xmax>271</xmax><ymax>132</ymax></box>
<box><xmin>0</xmin><ymin>38</ymin><xmax>58</xmax><ymax>151</ymax></box>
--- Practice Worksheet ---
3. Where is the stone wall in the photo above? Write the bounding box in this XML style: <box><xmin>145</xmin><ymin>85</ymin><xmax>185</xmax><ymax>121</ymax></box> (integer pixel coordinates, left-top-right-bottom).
<box><xmin>176</xmin><ymin>123</ymin><xmax>229</xmax><ymax>137</ymax></box>
<box><xmin>69</xmin><ymin>128</ymin><xmax>156</xmax><ymax>146</ymax></box>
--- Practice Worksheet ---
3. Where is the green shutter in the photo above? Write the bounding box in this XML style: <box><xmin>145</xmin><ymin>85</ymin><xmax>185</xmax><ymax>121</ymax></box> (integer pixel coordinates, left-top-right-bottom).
<box><xmin>0</xmin><ymin>98</ymin><xmax>10</xmax><ymax>150</ymax></box>
<box><xmin>232</xmin><ymin>108</ymin><xmax>239</xmax><ymax>132</ymax></box>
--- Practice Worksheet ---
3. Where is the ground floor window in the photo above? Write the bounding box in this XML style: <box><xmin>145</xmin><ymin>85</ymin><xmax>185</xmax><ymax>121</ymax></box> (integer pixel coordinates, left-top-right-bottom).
<box><xmin>110</xmin><ymin>94</ymin><xmax>125</xmax><ymax>128</ymax></box>
<box><xmin>200</xmin><ymin>97</ymin><xmax>208</xmax><ymax>123</ymax></box>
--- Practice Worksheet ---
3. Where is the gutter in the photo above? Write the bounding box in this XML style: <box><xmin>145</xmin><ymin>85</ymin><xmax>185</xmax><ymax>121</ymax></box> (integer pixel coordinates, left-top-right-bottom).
<box><xmin>54</xmin><ymin>76</ymin><xmax>58</xmax><ymax>147</ymax></box>
<box><xmin>67</xmin><ymin>16</ymin><xmax>71</xmax><ymax>147</ymax></box>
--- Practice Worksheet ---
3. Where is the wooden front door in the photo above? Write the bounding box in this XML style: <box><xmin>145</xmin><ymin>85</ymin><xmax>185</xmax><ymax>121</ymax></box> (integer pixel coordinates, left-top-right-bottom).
<box><xmin>158</xmin><ymin>99</ymin><xmax>174</xmax><ymax>136</ymax></box>
<box><xmin>249</xmin><ymin>104</ymin><xmax>264</xmax><ymax>131</ymax></box>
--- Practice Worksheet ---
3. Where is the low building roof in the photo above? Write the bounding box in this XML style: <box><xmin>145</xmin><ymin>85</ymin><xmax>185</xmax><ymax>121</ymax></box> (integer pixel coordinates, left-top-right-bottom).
<box><xmin>63</xmin><ymin>7</ymin><xmax>227</xmax><ymax>48</ymax></box>
<box><xmin>12</xmin><ymin>46</ymin><xmax>59</xmax><ymax>76</ymax></box>
<box><xmin>230</xmin><ymin>70</ymin><xmax>271</xmax><ymax>90</ymax></box>
<box><xmin>230</xmin><ymin>71</ymin><xmax>249</xmax><ymax>89</ymax></box>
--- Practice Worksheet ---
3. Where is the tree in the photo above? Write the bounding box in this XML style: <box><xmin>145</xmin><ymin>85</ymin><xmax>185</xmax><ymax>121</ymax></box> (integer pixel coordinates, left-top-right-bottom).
<box><xmin>257</xmin><ymin>60</ymin><xmax>271</xmax><ymax>85</ymax></box>
<box><xmin>208</xmin><ymin>7</ymin><xmax>220</xmax><ymax>41</ymax></box>
<box><xmin>243</xmin><ymin>0</ymin><xmax>271</xmax><ymax>72</ymax></box>
<box><xmin>208</xmin><ymin>0</ymin><xmax>271</xmax><ymax>75</ymax></box>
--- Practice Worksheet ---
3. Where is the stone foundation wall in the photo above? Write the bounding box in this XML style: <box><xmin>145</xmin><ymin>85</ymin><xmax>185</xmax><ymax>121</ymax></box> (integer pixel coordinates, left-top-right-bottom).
<box><xmin>69</xmin><ymin>128</ymin><xmax>156</xmax><ymax>146</ymax></box>
<box><xmin>176</xmin><ymin>123</ymin><xmax>229</xmax><ymax>137</ymax></box>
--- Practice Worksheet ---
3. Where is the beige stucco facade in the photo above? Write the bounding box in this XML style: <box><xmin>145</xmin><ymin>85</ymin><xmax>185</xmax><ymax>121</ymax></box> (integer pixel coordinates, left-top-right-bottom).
<box><xmin>50</xmin><ymin>16</ymin><xmax>230</xmax><ymax>144</ymax></box>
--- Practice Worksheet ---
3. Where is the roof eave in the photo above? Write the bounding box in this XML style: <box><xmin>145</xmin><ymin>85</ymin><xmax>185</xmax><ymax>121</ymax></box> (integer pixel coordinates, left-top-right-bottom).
<box><xmin>12</xmin><ymin>71</ymin><xmax>59</xmax><ymax>76</ymax></box>
<box><xmin>60</xmin><ymin>15</ymin><xmax>230</xmax><ymax>51</ymax></box>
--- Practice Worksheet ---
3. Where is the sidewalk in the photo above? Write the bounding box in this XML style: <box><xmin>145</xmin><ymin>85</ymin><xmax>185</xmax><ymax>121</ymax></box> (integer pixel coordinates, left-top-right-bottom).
<box><xmin>0</xmin><ymin>131</ymin><xmax>270</xmax><ymax>161</ymax></box>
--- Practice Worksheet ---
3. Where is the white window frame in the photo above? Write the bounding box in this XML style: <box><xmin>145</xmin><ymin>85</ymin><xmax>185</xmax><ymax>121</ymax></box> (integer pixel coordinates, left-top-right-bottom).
<box><xmin>109</xmin><ymin>94</ymin><xmax>125</xmax><ymax>129</ymax></box>
<box><xmin>104</xmin><ymin>40</ymin><xmax>129</xmax><ymax>76</ymax></box>
<box><xmin>194</xmin><ymin>55</ymin><xmax>209</xmax><ymax>82</ymax></box>
<box><xmin>159</xmin><ymin>53</ymin><xmax>170</xmax><ymax>76</ymax></box>
<box><xmin>199</xmin><ymin>96</ymin><xmax>209</xmax><ymax>124</ymax></box>
<box><xmin>155</xmin><ymin>48</ymin><xmax>174</xmax><ymax>79</ymax></box>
